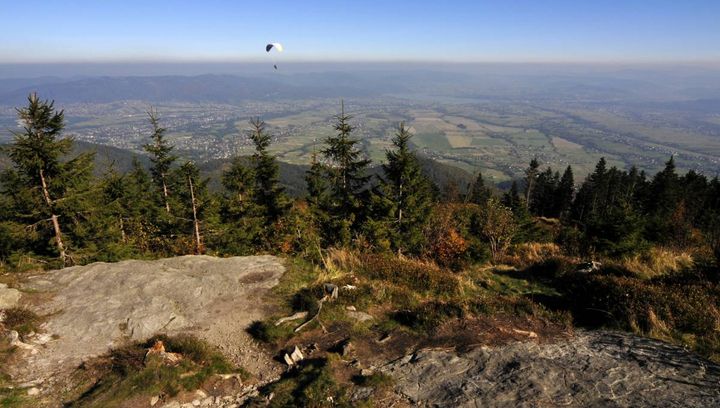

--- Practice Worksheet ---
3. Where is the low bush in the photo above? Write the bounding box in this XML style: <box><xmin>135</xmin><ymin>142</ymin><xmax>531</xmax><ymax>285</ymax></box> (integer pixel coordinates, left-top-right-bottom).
<box><xmin>1</xmin><ymin>308</ymin><xmax>41</xmax><ymax>337</ymax></box>
<box><xmin>247</xmin><ymin>320</ymin><xmax>295</xmax><ymax>345</ymax></box>
<box><xmin>260</xmin><ymin>358</ymin><xmax>350</xmax><ymax>408</ymax></box>
<box><xmin>392</xmin><ymin>301</ymin><xmax>465</xmax><ymax>331</ymax></box>
<box><xmin>66</xmin><ymin>334</ymin><xmax>246</xmax><ymax>407</ymax></box>
<box><xmin>557</xmin><ymin>272</ymin><xmax>720</xmax><ymax>358</ymax></box>
<box><xmin>358</xmin><ymin>254</ymin><xmax>461</xmax><ymax>297</ymax></box>
<box><xmin>502</xmin><ymin>242</ymin><xmax>564</xmax><ymax>267</ymax></box>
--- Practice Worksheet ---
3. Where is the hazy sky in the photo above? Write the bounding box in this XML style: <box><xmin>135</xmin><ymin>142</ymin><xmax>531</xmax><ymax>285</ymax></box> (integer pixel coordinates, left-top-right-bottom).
<box><xmin>2</xmin><ymin>0</ymin><xmax>719</xmax><ymax>63</ymax></box>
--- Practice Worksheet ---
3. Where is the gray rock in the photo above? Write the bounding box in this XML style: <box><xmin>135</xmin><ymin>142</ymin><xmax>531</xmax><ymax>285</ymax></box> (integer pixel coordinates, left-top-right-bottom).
<box><xmin>384</xmin><ymin>330</ymin><xmax>720</xmax><ymax>407</ymax></box>
<box><xmin>347</xmin><ymin>310</ymin><xmax>373</xmax><ymax>322</ymax></box>
<box><xmin>10</xmin><ymin>255</ymin><xmax>285</xmax><ymax>385</ymax></box>
<box><xmin>0</xmin><ymin>284</ymin><xmax>21</xmax><ymax>309</ymax></box>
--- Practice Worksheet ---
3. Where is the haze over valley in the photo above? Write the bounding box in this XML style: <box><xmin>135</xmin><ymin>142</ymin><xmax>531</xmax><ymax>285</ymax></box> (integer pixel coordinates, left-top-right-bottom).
<box><xmin>2</xmin><ymin>63</ymin><xmax>719</xmax><ymax>182</ymax></box>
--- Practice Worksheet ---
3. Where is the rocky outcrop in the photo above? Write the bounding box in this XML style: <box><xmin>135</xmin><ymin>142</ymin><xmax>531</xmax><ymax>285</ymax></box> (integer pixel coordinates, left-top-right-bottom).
<box><xmin>10</xmin><ymin>255</ymin><xmax>285</xmax><ymax>389</ymax></box>
<box><xmin>384</xmin><ymin>330</ymin><xmax>720</xmax><ymax>407</ymax></box>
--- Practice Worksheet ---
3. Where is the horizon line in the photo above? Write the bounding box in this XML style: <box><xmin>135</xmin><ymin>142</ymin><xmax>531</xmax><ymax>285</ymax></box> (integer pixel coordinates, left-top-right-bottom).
<box><xmin>2</xmin><ymin>58</ymin><xmax>720</xmax><ymax>67</ymax></box>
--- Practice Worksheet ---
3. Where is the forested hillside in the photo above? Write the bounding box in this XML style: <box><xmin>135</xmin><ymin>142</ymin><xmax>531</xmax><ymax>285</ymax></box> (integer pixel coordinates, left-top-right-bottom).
<box><xmin>1</xmin><ymin>94</ymin><xmax>719</xmax><ymax>406</ymax></box>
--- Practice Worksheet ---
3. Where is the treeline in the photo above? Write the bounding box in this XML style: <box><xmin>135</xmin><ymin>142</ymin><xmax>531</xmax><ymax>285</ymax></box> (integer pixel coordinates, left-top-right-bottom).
<box><xmin>510</xmin><ymin>156</ymin><xmax>720</xmax><ymax>260</ymax></box>
<box><xmin>1</xmin><ymin>94</ymin><xmax>719</xmax><ymax>270</ymax></box>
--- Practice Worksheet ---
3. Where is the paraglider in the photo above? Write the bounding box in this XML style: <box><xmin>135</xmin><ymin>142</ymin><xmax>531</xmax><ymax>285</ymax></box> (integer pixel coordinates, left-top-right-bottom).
<box><xmin>266</xmin><ymin>43</ymin><xmax>283</xmax><ymax>70</ymax></box>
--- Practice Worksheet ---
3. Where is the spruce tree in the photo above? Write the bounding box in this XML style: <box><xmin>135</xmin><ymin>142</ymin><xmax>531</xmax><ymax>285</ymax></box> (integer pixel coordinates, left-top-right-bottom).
<box><xmin>179</xmin><ymin>162</ymin><xmax>207</xmax><ymax>254</ymax></box>
<box><xmin>143</xmin><ymin>108</ymin><xmax>177</xmax><ymax>214</ymax></box>
<box><xmin>554</xmin><ymin>165</ymin><xmax>574</xmax><ymax>218</ymax></box>
<box><xmin>6</xmin><ymin>93</ymin><xmax>94</xmax><ymax>266</ymax></box>
<box><xmin>523</xmin><ymin>157</ymin><xmax>540</xmax><ymax>209</ymax></box>
<box><xmin>469</xmin><ymin>171</ymin><xmax>492</xmax><ymax>205</ymax></box>
<box><xmin>320</xmin><ymin>101</ymin><xmax>371</xmax><ymax>245</ymax></box>
<box><xmin>219</xmin><ymin>157</ymin><xmax>262</xmax><ymax>254</ymax></box>
<box><xmin>305</xmin><ymin>151</ymin><xmax>327</xmax><ymax>210</ymax></box>
<box><xmin>645</xmin><ymin>156</ymin><xmax>681</xmax><ymax>242</ymax></box>
<box><xmin>374</xmin><ymin>123</ymin><xmax>433</xmax><ymax>254</ymax></box>
<box><xmin>248</xmin><ymin>117</ymin><xmax>288</xmax><ymax>225</ymax></box>
<box><xmin>502</xmin><ymin>181</ymin><xmax>523</xmax><ymax>214</ymax></box>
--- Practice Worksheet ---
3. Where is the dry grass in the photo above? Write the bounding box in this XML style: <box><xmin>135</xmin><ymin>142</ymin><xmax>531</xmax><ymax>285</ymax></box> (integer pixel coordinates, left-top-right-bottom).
<box><xmin>501</xmin><ymin>242</ymin><xmax>564</xmax><ymax>267</ymax></box>
<box><xmin>316</xmin><ymin>248</ymin><xmax>360</xmax><ymax>283</ymax></box>
<box><xmin>615</xmin><ymin>247</ymin><xmax>694</xmax><ymax>279</ymax></box>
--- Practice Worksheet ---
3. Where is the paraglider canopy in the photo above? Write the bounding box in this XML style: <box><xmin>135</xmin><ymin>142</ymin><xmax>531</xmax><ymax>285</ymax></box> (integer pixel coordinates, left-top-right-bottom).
<box><xmin>266</xmin><ymin>43</ymin><xmax>283</xmax><ymax>52</ymax></box>
<box><xmin>266</xmin><ymin>43</ymin><xmax>283</xmax><ymax>70</ymax></box>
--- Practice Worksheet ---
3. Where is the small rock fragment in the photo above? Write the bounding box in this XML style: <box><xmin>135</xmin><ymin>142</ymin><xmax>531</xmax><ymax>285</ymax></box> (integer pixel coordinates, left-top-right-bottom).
<box><xmin>347</xmin><ymin>311</ymin><xmax>373</xmax><ymax>322</ymax></box>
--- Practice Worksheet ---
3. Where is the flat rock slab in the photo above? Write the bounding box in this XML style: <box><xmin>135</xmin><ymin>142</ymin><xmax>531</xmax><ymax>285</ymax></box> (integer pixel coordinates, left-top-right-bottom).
<box><xmin>0</xmin><ymin>283</ymin><xmax>21</xmax><ymax>309</ymax></box>
<box><xmin>384</xmin><ymin>331</ymin><xmax>720</xmax><ymax>407</ymax></box>
<box><xmin>12</xmin><ymin>255</ymin><xmax>285</xmax><ymax>385</ymax></box>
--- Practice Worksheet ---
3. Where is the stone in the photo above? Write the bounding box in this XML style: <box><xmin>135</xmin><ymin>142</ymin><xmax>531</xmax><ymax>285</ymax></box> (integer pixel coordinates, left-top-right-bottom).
<box><xmin>360</xmin><ymin>368</ymin><xmax>374</xmax><ymax>376</ymax></box>
<box><xmin>27</xmin><ymin>387</ymin><xmax>40</xmax><ymax>396</ymax></box>
<box><xmin>150</xmin><ymin>396</ymin><xmax>160</xmax><ymax>406</ymax></box>
<box><xmin>145</xmin><ymin>340</ymin><xmax>182</xmax><ymax>365</ymax></box>
<box><xmin>283</xmin><ymin>345</ymin><xmax>304</xmax><ymax>366</ymax></box>
<box><xmin>347</xmin><ymin>311</ymin><xmax>373</xmax><ymax>322</ymax></box>
<box><xmin>576</xmin><ymin>260</ymin><xmax>602</xmax><ymax>273</ymax></box>
<box><xmin>10</xmin><ymin>255</ymin><xmax>285</xmax><ymax>386</ymax></box>
<box><xmin>34</xmin><ymin>333</ymin><xmax>54</xmax><ymax>345</ymax></box>
<box><xmin>323</xmin><ymin>283</ymin><xmax>338</xmax><ymax>299</ymax></box>
<box><xmin>0</xmin><ymin>284</ymin><xmax>21</xmax><ymax>309</ymax></box>
<box><xmin>383</xmin><ymin>330</ymin><xmax>720</xmax><ymax>407</ymax></box>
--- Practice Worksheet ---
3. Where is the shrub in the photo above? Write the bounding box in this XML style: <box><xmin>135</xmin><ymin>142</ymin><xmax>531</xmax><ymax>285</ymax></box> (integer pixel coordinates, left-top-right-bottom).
<box><xmin>247</xmin><ymin>320</ymin><xmax>295</xmax><ymax>345</ymax></box>
<box><xmin>358</xmin><ymin>254</ymin><xmax>461</xmax><ymax>297</ymax></box>
<box><xmin>262</xmin><ymin>358</ymin><xmax>350</xmax><ymax>408</ymax></box>
<box><xmin>502</xmin><ymin>242</ymin><xmax>563</xmax><ymax>267</ymax></box>
<box><xmin>1</xmin><ymin>307</ymin><xmax>41</xmax><ymax>337</ymax></box>
<box><xmin>66</xmin><ymin>334</ymin><xmax>246</xmax><ymax>407</ymax></box>
<box><xmin>392</xmin><ymin>301</ymin><xmax>465</xmax><ymax>331</ymax></box>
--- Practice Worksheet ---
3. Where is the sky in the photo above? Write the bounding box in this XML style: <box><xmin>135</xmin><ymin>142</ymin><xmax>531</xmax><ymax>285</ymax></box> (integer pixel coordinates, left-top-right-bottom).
<box><xmin>1</xmin><ymin>0</ymin><xmax>719</xmax><ymax>64</ymax></box>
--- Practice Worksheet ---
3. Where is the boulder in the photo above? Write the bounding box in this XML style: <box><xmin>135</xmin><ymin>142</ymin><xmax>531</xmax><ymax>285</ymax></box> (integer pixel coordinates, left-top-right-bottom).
<box><xmin>0</xmin><ymin>283</ymin><xmax>21</xmax><ymax>309</ymax></box>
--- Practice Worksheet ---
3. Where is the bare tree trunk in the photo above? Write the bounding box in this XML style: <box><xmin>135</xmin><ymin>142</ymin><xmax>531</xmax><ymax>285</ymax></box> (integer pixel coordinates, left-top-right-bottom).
<box><xmin>525</xmin><ymin>178</ymin><xmax>534</xmax><ymax>210</ymax></box>
<box><xmin>188</xmin><ymin>174</ymin><xmax>203</xmax><ymax>254</ymax></box>
<box><xmin>39</xmin><ymin>169</ymin><xmax>67</xmax><ymax>266</ymax></box>
<box><xmin>119</xmin><ymin>217</ymin><xmax>127</xmax><ymax>243</ymax></box>
<box><xmin>161</xmin><ymin>175</ymin><xmax>171</xmax><ymax>213</ymax></box>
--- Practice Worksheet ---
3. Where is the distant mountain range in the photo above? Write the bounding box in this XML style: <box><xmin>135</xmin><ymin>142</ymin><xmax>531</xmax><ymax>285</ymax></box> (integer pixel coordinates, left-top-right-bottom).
<box><xmin>0</xmin><ymin>74</ymin><xmax>405</xmax><ymax>105</ymax></box>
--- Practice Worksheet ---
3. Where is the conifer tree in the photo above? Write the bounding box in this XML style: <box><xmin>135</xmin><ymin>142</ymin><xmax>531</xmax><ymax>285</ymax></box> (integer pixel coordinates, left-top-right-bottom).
<box><xmin>320</xmin><ymin>101</ymin><xmax>371</xmax><ymax>245</ymax></box>
<box><xmin>373</xmin><ymin>123</ymin><xmax>433</xmax><ymax>254</ymax></box>
<box><xmin>305</xmin><ymin>150</ymin><xmax>330</xmax><ymax>229</ymax></box>
<box><xmin>179</xmin><ymin>162</ymin><xmax>206</xmax><ymax>254</ymax></box>
<box><xmin>502</xmin><ymin>181</ymin><xmax>523</xmax><ymax>214</ymax></box>
<box><xmin>469</xmin><ymin>171</ymin><xmax>492</xmax><ymax>205</ymax></box>
<box><xmin>554</xmin><ymin>165</ymin><xmax>574</xmax><ymax>218</ymax></box>
<box><xmin>645</xmin><ymin>156</ymin><xmax>681</xmax><ymax>242</ymax></box>
<box><xmin>218</xmin><ymin>157</ymin><xmax>261</xmax><ymax>254</ymax></box>
<box><xmin>248</xmin><ymin>117</ymin><xmax>288</xmax><ymax>225</ymax></box>
<box><xmin>523</xmin><ymin>157</ymin><xmax>540</xmax><ymax>209</ymax></box>
<box><xmin>305</xmin><ymin>151</ymin><xmax>327</xmax><ymax>210</ymax></box>
<box><xmin>143</xmin><ymin>108</ymin><xmax>176</xmax><ymax>214</ymax></box>
<box><xmin>6</xmin><ymin>93</ymin><xmax>94</xmax><ymax>266</ymax></box>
